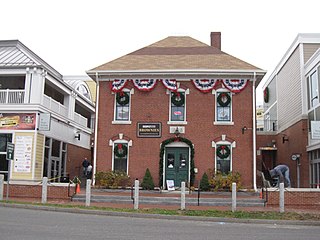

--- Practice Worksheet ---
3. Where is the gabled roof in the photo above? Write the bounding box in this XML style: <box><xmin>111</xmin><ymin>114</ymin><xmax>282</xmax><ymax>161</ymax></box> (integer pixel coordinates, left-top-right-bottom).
<box><xmin>0</xmin><ymin>45</ymin><xmax>37</xmax><ymax>67</ymax></box>
<box><xmin>90</xmin><ymin>36</ymin><xmax>262</xmax><ymax>72</ymax></box>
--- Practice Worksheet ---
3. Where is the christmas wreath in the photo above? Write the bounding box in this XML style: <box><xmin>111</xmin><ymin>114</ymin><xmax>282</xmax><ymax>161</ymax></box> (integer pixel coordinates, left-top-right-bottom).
<box><xmin>217</xmin><ymin>92</ymin><xmax>231</xmax><ymax>107</ymax></box>
<box><xmin>263</xmin><ymin>87</ymin><xmax>269</xmax><ymax>103</ymax></box>
<box><xmin>171</xmin><ymin>92</ymin><xmax>185</xmax><ymax>107</ymax></box>
<box><xmin>114</xmin><ymin>144</ymin><xmax>127</xmax><ymax>158</ymax></box>
<box><xmin>216</xmin><ymin>145</ymin><xmax>231</xmax><ymax>159</ymax></box>
<box><xmin>116</xmin><ymin>92</ymin><xmax>130</xmax><ymax>106</ymax></box>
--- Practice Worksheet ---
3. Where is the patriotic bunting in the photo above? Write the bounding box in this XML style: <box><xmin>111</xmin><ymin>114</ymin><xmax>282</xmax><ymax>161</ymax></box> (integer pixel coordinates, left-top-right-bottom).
<box><xmin>110</xmin><ymin>78</ymin><xmax>249</xmax><ymax>93</ymax></box>
<box><xmin>132</xmin><ymin>79</ymin><xmax>157</xmax><ymax>91</ymax></box>
<box><xmin>111</xmin><ymin>79</ymin><xmax>128</xmax><ymax>92</ymax></box>
<box><xmin>221</xmin><ymin>79</ymin><xmax>249</xmax><ymax>93</ymax></box>
<box><xmin>192</xmin><ymin>79</ymin><xmax>218</xmax><ymax>93</ymax></box>
<box><xmin>162</xmin><ymin>79</ymin><xmax>177</xmax><ymax>91</ymax></box>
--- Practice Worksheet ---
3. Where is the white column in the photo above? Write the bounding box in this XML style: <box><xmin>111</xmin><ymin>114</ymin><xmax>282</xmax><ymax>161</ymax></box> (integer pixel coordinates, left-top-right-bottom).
<box><xmin>181</xmin><ymin>181</ymin><xmax>186</xmax><ymax>210</ymax></box>
<box><xmin>0</xmin><ymin>174</ymin><xmax>4</xmax><ymax>200</ymax></box>
<box><xmin>42</xmin><ymin>177</ymin><xmax>48</xmax><ymax>204</ymax></box>
<box><xmin>134</xmin><ymin>179</ymin><xmax>139</xmax><ymax>210</ymax></box>
<box><xmin>232</xmin><ymin>182</ymin><xmax>237</xmax><ymax>212</ymax></box>
<box><xmin>279</xmin><ymin>182</ymin><xmax>285</xmax><ymax>213</ymax></box>
<box><xmin>85</xmin><ymin>179</ymin><xmax>91</xmax><ymax>207</ymax></box>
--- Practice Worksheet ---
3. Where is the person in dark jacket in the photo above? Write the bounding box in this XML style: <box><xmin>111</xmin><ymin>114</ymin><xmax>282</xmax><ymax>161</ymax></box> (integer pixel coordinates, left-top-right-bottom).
<box><xmin>82</xmin><ymin>157</ymin><xmax>89</xmax><ymax>176</ymax></box>
<box><xmin>269</xmin><ymin>164</ymin><xmax>291</xmax><ymax>188</ymax></box>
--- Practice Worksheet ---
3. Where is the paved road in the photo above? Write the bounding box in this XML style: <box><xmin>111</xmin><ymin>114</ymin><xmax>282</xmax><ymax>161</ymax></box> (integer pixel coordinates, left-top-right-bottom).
<box><xmin>0</xmin><ymin>206</ymin><xmax>319</xmax><ymax>240</ymax></box>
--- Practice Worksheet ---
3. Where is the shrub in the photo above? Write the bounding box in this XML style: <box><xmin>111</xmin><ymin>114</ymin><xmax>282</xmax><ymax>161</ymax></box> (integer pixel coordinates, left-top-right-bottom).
<box><xmin>95</xmin><ymin>170</ymin><xmax>131</xmax><ymax>188</ymax></box>
<box><xmin>206</xmin><ymin>169</ymin><xmax>242</xmax><ymax>192</ymax></box>
<box><xmin>199</xmin><ymin>172</ymin><xmax>210</xmax><ymax>191</ymax></box>
<box><xmin>141</xmin><ymin>168</ymin><xmax>155</xmax><ymax>190</ymax></box>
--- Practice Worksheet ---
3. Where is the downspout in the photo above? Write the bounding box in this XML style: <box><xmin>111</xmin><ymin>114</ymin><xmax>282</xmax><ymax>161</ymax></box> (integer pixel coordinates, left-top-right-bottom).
<box><xmin>92</xmin><ymin>72</ymin><xmax>99</xmax><ymax>185</ymax></box>
<box><xmin>252</xmin><ymin>72</ymin><xmax>257</xmax><ymax>191</ymax></box>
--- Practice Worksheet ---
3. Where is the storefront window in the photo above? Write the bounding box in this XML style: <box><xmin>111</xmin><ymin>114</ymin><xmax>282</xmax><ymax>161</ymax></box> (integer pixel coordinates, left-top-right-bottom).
<box><xmin>0</xmin><ymin>134</ymin><xmax>12</xmax><ymax>181</ymax></box>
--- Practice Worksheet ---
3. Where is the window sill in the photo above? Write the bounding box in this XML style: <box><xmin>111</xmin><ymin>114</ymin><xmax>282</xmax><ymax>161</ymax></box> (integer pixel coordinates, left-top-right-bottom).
<box><xmin>167</xmin><ymin>121</ymin><xmax>188</xmax><ymax>125</ymax></box>
<box><xmin>214</xmin><ymin>121</ymin><xmax>234</xmax><ymax>125</ymax></box>
<box><xmin>112</xmin><ymin>120</ymin><xmax>132</xmax><ymax>125</ymax></box>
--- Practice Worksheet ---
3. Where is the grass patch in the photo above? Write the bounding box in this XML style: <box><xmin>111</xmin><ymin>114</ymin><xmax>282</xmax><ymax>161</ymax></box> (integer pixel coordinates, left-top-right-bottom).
<box><xmin>1</xmin><ymin>200</ymin><xmax>320</xmax><ymax>221</ymax></box>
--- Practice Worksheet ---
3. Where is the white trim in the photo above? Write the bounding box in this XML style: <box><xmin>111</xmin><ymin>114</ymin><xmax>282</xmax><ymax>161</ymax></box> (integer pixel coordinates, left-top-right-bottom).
<box><xmin>169</xmin><ymin>88</ymin><xmax>187</xmax><ymax>123</ymax></box>
<box><xmin>113</xmin><ymin>88</ymin><xmax>132</xmax><ymax>123</ymax></box>
<box><xmin>112</xmin><ymin>140</ymin><xmax>130</xmax><ymax>174</ymax></box>
<box><xmin>93</xmin><ymin>75</ymin><xmax>99</xmax><ymax>185</ymax></box>
<box><xmin>215</xmin><ymin>88</ymin><xmax>232</xmax><ymax>123</ymax></box>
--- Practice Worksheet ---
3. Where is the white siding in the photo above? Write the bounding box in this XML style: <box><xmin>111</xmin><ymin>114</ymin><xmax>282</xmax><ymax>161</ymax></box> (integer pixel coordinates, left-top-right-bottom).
<box><xmin>304</xmin><ymin>44</ymin><xmax>320</xmax><ymax>63</ymax></box>
<box><xmin>277</xmin><ymin>46</ymin><xmax>302</xmax><ymax>131</ymax></box>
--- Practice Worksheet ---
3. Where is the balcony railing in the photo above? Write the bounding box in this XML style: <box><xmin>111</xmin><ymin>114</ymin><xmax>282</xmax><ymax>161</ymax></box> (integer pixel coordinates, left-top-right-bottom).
<box><xmin>74</xmin><ymin>112</ymin><xmax>88</xmax><ymax>127</ymax></box>
<box><xmin>0</xmin><ymin>89</ymin><xmax>25</xmax><ymax>104</ymax></box>
<box><xmin>256</xmin><ymin>120</ymin><xmax>278</xmax><ymax>132</ymax></box>
<box><xmin>43</xmin><ymin>95</ymin><xmax>68</xmax><ymax>117</ymax></box>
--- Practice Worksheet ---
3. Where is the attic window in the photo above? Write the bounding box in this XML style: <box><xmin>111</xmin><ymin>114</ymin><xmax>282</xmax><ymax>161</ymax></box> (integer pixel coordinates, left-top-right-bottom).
<box><xmin>77</xmin><ymin>83</ymin><xmax>91</xmax><ymax>100</ymax></box>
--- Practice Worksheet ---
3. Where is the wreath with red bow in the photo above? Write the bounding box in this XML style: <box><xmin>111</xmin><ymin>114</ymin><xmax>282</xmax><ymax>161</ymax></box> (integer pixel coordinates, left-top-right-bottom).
<box><xmin>116</xmin><ymin>92</ymin><xmax>130</xmax><ymax>106</ymax></box>
<box><xmin>263</xmin><ymin>87</ymin><xmax>269</xmax><ymax>103</ymax></box>
<box><xmin>114</xmin><ymin>144</ymin><xmax>128</xmax><ymax>158</ymax></box>
<box><xmin>216</xmin><ymin>145</ymin><xmax>231</xmax><ymax>159</ymax></box>
<box><xmin>171</xmin><ymin>92</ymin><xmax>185</xmax><ymax>107</ymax></box>
<box><xmin>217</xmin><ymin>92</ymin><xmax>231</xmax><ymax>107</ymax></box>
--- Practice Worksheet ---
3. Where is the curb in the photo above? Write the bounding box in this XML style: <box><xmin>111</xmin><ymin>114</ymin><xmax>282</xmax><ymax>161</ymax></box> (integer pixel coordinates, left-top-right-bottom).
<box><xmin>1</xmin><ymin>202</ymin><xmax>320</xmax><ymax>226</ymax></box>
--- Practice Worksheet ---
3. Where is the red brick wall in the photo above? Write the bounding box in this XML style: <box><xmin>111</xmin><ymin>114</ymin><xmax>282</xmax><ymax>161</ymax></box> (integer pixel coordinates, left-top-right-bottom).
<box><xmin>267</xmin><ymin>190</ymin><xmax>320</xmax><ymax>206</ymax></box>
<box><xmin>67</xmin><ymin>144</ymin><xmax>92</xmax><ymax>179</ymax></box>
<box><xmin>96</xmin><ymin>80</ymin><xmax>255</xmax><ymax>188</ymax></box>
<box><xmin>2</xmin><ymin>184</ymin><xmax>75</xmax><ymax>200</ymax></box>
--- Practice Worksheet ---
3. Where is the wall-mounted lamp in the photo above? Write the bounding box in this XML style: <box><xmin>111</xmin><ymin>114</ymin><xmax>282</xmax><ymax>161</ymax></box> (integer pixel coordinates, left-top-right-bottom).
<box><xmin>282</xmin><ymin>135</ymin><xmax>289</xmax><ymax>143</ymax></box>
<box><xmin>241</xmin><ymin>126</ymin><xmax>252</xmax><ymax>134</ymax></box>
<box><xmin>75</xmin><ymin>131</ymin><xmax>81</xmax><ymax>140</ymax></box>
<box><xmin>174</xmin><ymin>127</ymin><xmax>180</xmax><ymax>137</ymax></box>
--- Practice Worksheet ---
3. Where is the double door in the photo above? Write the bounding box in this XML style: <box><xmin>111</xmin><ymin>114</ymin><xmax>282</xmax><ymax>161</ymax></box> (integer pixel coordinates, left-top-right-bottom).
<box><xmin>165</xmin><ymin>147</ymin><xmax>189</xmax><ymax>188</ymax></box>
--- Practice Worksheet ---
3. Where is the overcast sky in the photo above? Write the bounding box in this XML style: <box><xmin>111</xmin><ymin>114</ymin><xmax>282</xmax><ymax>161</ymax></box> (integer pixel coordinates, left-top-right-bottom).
<box><xmin>1</xmin><ymin>0</ymin><xmax>320</xmax><ymax>104</ymax></box>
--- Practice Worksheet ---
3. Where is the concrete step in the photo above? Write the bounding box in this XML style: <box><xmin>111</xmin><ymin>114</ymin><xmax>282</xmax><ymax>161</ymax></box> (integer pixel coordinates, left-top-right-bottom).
<box><xmin>72</xmin><ymin>193</ymin><xmax>265</xmax><ymax>207</ymax></box>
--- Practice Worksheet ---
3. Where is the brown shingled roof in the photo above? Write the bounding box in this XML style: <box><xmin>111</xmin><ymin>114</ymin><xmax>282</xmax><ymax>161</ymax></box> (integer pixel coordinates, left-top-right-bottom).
<box><xmin>90</xmin><ymin>36</ymin><xmax>261</xmax><ymax>72</ymax></box>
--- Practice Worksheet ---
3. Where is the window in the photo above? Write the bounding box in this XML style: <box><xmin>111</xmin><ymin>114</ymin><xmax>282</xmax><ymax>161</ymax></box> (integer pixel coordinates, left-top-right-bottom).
<box><xmin>216</xmin><ymin>91</ymin><xmax>232</xmax><ymax>122</ymax></box>
<box><xmin>114</xmin><ymin>90</ymin><xmax>131</xmax><ymax>122</ymax></box>
<box><xmin>0</xmin><ymin>134</ymin><xmax>12</xmax><ymax>181</ymax></box>
<box><xmin>113</xmin><ymin>142</ymin><xmax>128</xmax><ymax>173</ymax></box>
<box><xmin>215</xmin><ymin>144</ymin><xmax>232</xmax><ymax>174</ymax></box>
<box><xmin>170</xmin><ymin>91</ymin><xmax>186</xmax><ymax>122</ymax></box>
<box><xmin>308</xmin><ymin>71</ymin><xmax>319</xmax><ymax>109</ymax></box>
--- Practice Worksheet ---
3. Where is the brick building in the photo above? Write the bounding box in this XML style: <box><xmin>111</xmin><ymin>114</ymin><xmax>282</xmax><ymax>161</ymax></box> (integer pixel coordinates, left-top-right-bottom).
<box><xmin>88</xmin><ymin>32</ymin><xmax>266</xmax><ymax>189</ymax></box>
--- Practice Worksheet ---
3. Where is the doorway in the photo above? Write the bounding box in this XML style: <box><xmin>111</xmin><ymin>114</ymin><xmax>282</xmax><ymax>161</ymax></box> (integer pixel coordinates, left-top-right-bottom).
<box><xmin>165</xmin><ymin>147</ymin><xmax>189</xmax><ymax>188</ymax></box>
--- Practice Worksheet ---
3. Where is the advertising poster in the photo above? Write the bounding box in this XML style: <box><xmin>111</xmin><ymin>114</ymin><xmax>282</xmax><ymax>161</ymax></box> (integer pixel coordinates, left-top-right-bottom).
<box><xmin>14</xmin><ymin>136</ymin><xmax>33</xmax><ymax>173</ymax></box>
<box><xmin>0</xmin><ymin>113</ymin><xmax>36</xmax><ymax>130</ymax></box>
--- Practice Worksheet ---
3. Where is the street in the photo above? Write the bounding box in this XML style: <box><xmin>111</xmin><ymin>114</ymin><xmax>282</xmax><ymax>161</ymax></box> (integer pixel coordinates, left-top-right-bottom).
<box><xmin>0</xmin><ymin>206</ymin><xmax>319</xmax><ymax>240</ymax></box>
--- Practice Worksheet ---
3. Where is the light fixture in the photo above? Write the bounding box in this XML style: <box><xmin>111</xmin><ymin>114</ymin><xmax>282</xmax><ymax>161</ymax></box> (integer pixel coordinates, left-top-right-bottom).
<box><xmin>75</xmin><ymin>131</ymin><xmax>81</xmax><ymax>140</ymax></box>
<box><xmin>282</xmin><ymin>134</ymin><xmax>289</xmax><ymax>143</ymax></box>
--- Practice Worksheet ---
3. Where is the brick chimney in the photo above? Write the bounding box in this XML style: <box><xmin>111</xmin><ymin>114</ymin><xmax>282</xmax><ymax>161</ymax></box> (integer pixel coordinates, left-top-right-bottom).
<box><xmin>210</xmin><ymin>32</ymin><xmax>221</xmax><ymax>50</ymax></box>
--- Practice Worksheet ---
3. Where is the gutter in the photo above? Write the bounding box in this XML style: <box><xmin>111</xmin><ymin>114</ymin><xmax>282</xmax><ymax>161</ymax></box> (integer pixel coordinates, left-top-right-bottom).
<box><xmin>92</xmin><ymin>72</ymin><xmax>99</xmax><ymax>186</ymax></box>
<box><xmin>253</xmin><ymin>72</ymin><xmax>257</xmax><ymax>191</ymax></box>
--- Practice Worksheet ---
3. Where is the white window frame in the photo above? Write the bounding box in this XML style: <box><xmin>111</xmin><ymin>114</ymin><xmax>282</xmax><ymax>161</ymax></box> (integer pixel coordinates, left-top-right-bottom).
<box><xmin>308</xmin><ymin>70</ymin><xmax>319</xmax><ymax>110</ymax></box>
<box><xmin>167</xmin><ymin>88</ymin><xmax>188</xmax><ymax>125</ymax></box>
<box><xmin>214</xmin><ymin>141</ymin><xmax>233</xmax><ymax>174</ymax></box>
<box><xmin>214</xmin><ymin>89</ymin><xmax>234</xmax><ymax>125</ymax></box>
<box><xmin>112</xmin><ymin>140</ymin><xmax>129</xmax><ymax>174</ymax></box>
<box><xmin>112</xmin><ymin>88</ymin><xmax>133</xmax><ymax>124</ymax></box>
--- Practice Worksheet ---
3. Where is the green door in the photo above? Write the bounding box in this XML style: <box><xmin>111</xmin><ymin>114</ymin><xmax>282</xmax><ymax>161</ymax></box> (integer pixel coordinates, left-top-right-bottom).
<box><xmin>165</xmin><ymin>147</ymin><xmax>189</xmax><ymax>188</ymax></box>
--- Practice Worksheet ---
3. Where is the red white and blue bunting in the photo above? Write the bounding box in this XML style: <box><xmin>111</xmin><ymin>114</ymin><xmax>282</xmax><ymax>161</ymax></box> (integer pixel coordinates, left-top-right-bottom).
<box><xmin>132</xmin><ymin>79</ymin><xmax>157</xmax><ymax>91</ymax></box>
<box><xmin>162</xmin><ymin>79</ymin><xmax>177</xmax><ymax>91</ymax></box>
<box><xmin>110</xmin><ymin>78</ymin><xmax>249</xmax><ymax>93</ymax></box>
<box><xmin>192</xmin><ymin>79</ymin><xmax>218</xmax><ymax>93</ymax></box>
<box><xmin>110</xmin><ymin>79</ymin><xmax>128</xmax><ymax>92</ymax></box>
<box><xmin>221</xmin><ymin>79</ymin><xmax>249</xmax><ymax>93</ymax></box>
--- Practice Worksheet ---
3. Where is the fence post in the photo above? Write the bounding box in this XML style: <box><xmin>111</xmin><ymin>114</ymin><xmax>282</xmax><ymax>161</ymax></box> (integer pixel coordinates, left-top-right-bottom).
<box><xmin>232</xmin><ymin>182</ymin><xmax>237</xmax><ymax>212</ymax></box>
<box><xmin>181</xmin><ymin>181</ymin><xmax>186</xmax><ymax>210</ymax></box>
<box><xmin>86</xmin><ymin>179</ymin><xmax>92</xmax><ymax>207</ymax></box>
<box><xmin>42</xmin><ymin>177</ymin><xmax>48</xmax><ymax>204</ymax></box>
<box><xmin>0</xmin><ymin>174</ymin><xmax>4</xmax><ymax>201</ymax></box>
<box><xmin>134</xmin><ymin>179</ymin><xmax>139</xmax><ymax>210</ymax></box>
<box><xmin>279</xmin><ymin>182</ymin><xmax>285</xmax><ymax>213</ymax></box>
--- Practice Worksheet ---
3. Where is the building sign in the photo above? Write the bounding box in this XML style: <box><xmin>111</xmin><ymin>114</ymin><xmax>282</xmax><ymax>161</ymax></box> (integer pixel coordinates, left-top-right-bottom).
<box><xmin>137</xmin><ymin>122</ymin><xmax>161</xmax><ymax>138</ymax></box>
<box><xmin>0</xmin><ymin>113</ymin><xmax>36</xmax><ymax>130</ymax></box>
<box><xmin>14</xmin><ymin>136</ymin><xmax>33</xmax><ymax>173</ymax></box>
<box><xmin>38</xmin><ymin>113</ymin><xmax>51</xmax><ymax>131</ymax></box>
<box><xmin>311</xmin><ymin>121</ymin><xmax>320</xmax><ymax>139</ymax></box>
<box><xmin>6</xmin><ymin>143</ymin><xmax>14</xmax><ymax>161</ymax></box>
